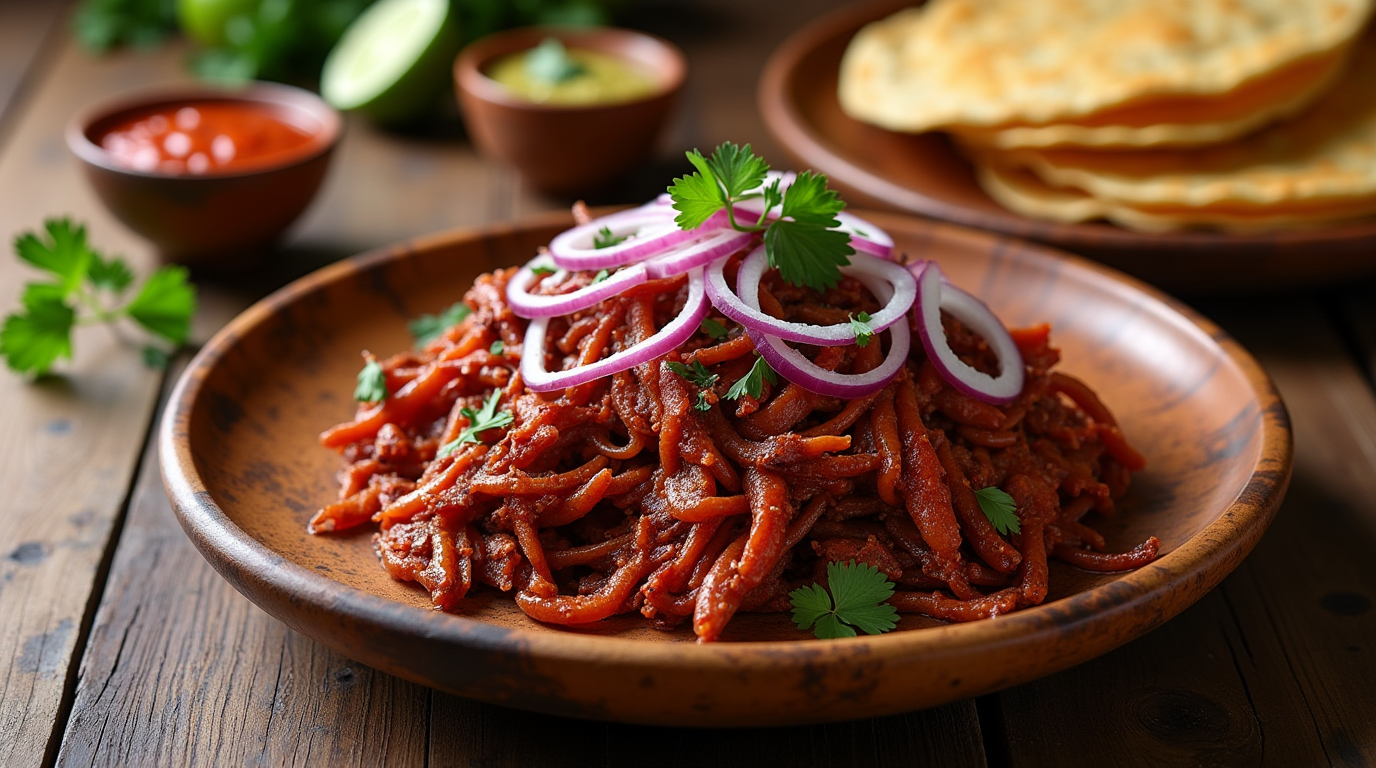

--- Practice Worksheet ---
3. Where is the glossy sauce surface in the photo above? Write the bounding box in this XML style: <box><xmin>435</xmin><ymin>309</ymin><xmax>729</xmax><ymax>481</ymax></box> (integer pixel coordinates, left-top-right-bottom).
<box><xmin>98</xmin><ymin>101</ymin><xmax>316</xmax><ymax>175</ymax></box>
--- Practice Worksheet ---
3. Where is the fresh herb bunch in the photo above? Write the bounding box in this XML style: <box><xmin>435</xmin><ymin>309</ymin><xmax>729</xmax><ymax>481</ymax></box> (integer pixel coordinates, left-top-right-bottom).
<box><xmin>1</xmin><ymin>219</ymin><xmax>196</xmax><ymax>376</ymax></box>
<box><xmin>974</xmin><ymin>487</ymin><xmax>1020</xmax><ymax>536</ymax></box>
<box><xmin>74</xmin><ymin>0</ymin><xmax>179</xmax><ymax>52</ymax></box>
<box><xmin>668</xmin><ymin>142</ymin><xmax>855</xmax><ymax>292</ymax></box>
<box><xmin>790</xmin><ymin>560</ymin><xmax>899</xmax><ymax>639</ymax></box>
<box><xmin>437</xmin><ymin>390</ymin><xmax>513</xmax><ymax>457</ymax></box>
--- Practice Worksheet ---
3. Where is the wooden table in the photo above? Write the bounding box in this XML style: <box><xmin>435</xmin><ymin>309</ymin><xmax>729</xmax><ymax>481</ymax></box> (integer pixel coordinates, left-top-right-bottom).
<box><xmin>2</xmin><ymin>2</ymin><xmax>1374</xmax><ymax>766</ymax></box>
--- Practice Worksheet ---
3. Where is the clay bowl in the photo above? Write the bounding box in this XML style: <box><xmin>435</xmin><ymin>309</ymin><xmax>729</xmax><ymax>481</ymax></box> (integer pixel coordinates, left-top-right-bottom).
<box><xmin>160</xmin><ymin>212</ymin><xmax>1291</xmax><ymax>727</ymax></box>
<box><xmin>758</xmin><ymin>0</ymin><xmax>1376</xmax><ymax>293</ymax></box>
<box><xmin>455</xmin><ymin>27</ymin><xmax>685</xmax><ymax>195</ymax></box>
<box><xmin>67</xmin><ymin>82</ymin><xmax>340</xmax><ymax>269</ymax></box>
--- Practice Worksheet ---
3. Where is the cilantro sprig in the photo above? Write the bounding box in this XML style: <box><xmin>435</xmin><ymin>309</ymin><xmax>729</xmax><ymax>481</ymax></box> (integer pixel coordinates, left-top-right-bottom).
<box><xmin>437</xmin><ymin>391</ymin><xmax>514</xmax><ymax>457</ymax></box>
<box><xmin>790</xmin><ymin>560</ymin><xmax>899</xmax><ymax>639</ymax></box>
<box><xmin>699</xmin><ymin>318</ymin><xmax>728</xmax><ymax>339</ymax></box>
<box><xmin>665</xmin><ymin>359</ymin><xmax>718</xmax><ymax>411</ymax></box>
<box><xmin>849</xmin><ymin>311</ymin><xmax>874</xmax><ymax>348</ymax></box>
<box><xmin>724</xmin><ymin>354</ymin><xmax>777</xmax><ymax>401</ymax></box>
<box><xmin>593</xmin><ymin>226</ymin><xmax>628</xmax><ymax>249</ymax></box>
<box><xmin>409</xmin><ymin>302</ymin><xmax>472</xmax><ymax>348</ymax></box>
<box><xmin>354</xmin><ymin>357</ymin><xmax>387</xmax><ymax>403</ymax></box>
<box><xmin>0</xmin><ymin>218</ymin><xmax>196</xmax><ymax>376</ymax></box>
<box><xmin>667</xmin><ymin>142</ymin><xmax>854</xmax><ymax>292</ymax></box>
<box><xmin>974</xmin><ymin>487</ymin><xmax>1021</xmax><ymax>536</ymax></box>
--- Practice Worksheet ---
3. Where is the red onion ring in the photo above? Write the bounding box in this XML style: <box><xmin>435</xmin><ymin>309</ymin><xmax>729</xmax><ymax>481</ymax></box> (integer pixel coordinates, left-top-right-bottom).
<box><xmin>507</xmin><ymin>255</ymin><xmax>649</xmax><ymax>319</ymax></box>
<box><xmin>644</xmin><ymin>229</ymin><xmax>753</xmax><ymax>278</ymax></box>
<box><xmin>912</xmin><ymin>261</ymin><xmax>1025</xmax><ymax>405</ymax></box>
<box><xmin>549</xmin><ymin>207</ymin><xmax>726</xmax><ymax>271</ymax></box>
<box><xmin>749</xmin><ymin>270</ymin><xmax>910</xmax><ymax>398</ymax></box>
<box><xmin>521</xmin><ymin>268</ymin><xmax>710</xmax><ymax>392</ymax></box>
<box><xmin>704</xmin><ymin>245</ymin><xmax>915</xmax><ymax>346</ymax></box>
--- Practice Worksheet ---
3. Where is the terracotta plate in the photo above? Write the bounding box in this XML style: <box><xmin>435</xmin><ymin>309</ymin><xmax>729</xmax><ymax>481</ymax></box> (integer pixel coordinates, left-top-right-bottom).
<box><xmin>161</xmin><ymin>211</ymin><xmax>1291</xmax><ymax>727</ymax></box>
<box><xmin>758</xmin><ymin>0</ymin><xmax>1376</xmax><ymax>293</ymax></box>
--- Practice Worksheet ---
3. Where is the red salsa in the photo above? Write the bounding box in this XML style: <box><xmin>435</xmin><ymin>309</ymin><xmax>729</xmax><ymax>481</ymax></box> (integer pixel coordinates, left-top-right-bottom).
<box><xmin>98</xmin><ymin>101</ymin><xmax>317</xmax><ymax>175</ymax></box>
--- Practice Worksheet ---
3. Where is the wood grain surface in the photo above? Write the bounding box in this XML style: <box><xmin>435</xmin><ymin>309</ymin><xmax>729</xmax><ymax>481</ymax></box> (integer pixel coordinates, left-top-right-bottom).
<box><xmin>0</xmin><ymin>0</ymin><xmax>1373</xmax><ymax>765</ymax></box>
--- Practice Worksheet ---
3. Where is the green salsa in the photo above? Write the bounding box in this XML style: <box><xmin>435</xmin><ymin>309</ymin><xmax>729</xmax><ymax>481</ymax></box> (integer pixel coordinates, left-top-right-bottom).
<box><xmin>486</xmin><ymin>38</ymin><xmax>659</xmax><ymax>106</ymax></box>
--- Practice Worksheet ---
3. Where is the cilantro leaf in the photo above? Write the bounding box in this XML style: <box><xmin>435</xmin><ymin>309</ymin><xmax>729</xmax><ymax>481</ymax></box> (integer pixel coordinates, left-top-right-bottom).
<box><xmin>0</xmin><ymin>293</ymin><xmax>75</xmax><ymax>375</ymax></box>
<box><xmin>699</xmin><ymin>318</ymin><xmax>728</xmax><ymax>339</ymax></box>
<box><xmin>525</xmin><ymin>38</ymin><xmax>586</xmax><ymax>85</ymax></box>
<box><xmin>814</xmin><ymin>613</ymin><xmax>857</xmax><ymax>639</ymax></box>
<box><xmin>789</xmin><ymin>561</ymin><xmax>898</xmax><ymax>639</ymax></box>
<box><xmin>489</xmin><ymin>340</ymin><xmax>504</xmax><ymax>356</ymax></box>
<box><xmin>592</xmin><ymin>269</ymin><xmax>610</xmax><ymax>284</ymax></box>
<box><xmin>530</xmin><ymin>264</ymin><xmax>557</xmax><ymax>276</ymax></box>
<box><xmin>593</xmin><ymin>226</ymin><xmax>628</xmax><ymax>249</ymax></box>
<box><xmin>354</xmin><ymin>359</ymin><xmax>387</xmax><ymax>402</ymax></box>
<box><xmin>788</xmin><ymin>583</ymin><xmax>832</xmax><ymax>630</ymax></box>
<box><xmin>87</xmin><ymin>254</ymin><xmax>135</xmax><ymax>292</ymax></box>
<box><xmin>765</xmin><ymin>220</ymin><xmax>853</xmax><ymax>292</ymax></box>
<box><xmin>409</xmin><ymin>302</ymin><xmax>472</xmax><ymax>347</ymax></box>
<box><xmin>666</xmin><ymin>359</ymin><xmax>718</xmax><ymax>411</ymax></box>
<box><xmin>124</xmin><ymin>266</ymin><xmax>195</xmax><ymax>344</ymax></box>
<box><xmin>667</xmin><ymin>150</ymin><xmax>726</xmax><ymax>230</ymax></box>
<box><xmin>15</xmin><ymin>218</ymin><xmax>93</xmax><ymax>294</ymax></box>
<box><xmin>849</xmin><ymin>311</ymin><xmax>874</xmax><ymax>348</ymax></box>
<box><xmin>780</xmin><ymin>170</ymin><xmax>845</xmax><ymax>226</ymax></box>
<box><xmin>725</xmin><ymin>354</ymin><xmax>776</xmax><ymax>401</ymax></box>
<box><xmin>974</xmin><ymin>487</ymin><xmax>1021</xmax><ymax>536</ymax></box>
<box><xmin>705</xmin><ymin>142</ymin><xmax>770</xmax><ymax>199</ymax></box>
<box><xmin>438</xmin><ymin>391</ymin><xmax>513</xmax><ymax>456</ymax></box>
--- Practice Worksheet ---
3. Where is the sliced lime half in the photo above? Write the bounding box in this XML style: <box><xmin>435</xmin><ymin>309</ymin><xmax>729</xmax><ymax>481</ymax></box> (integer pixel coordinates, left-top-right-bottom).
<box><xmin>321</xmin><ymin>0</ymin><xmax>458</xmax><ymax>126</ymax></box>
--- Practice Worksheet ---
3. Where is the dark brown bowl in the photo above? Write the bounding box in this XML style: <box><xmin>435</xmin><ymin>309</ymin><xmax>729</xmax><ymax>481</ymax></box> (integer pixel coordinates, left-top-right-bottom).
<box><xmin>455</xmin><ymin>27</ymin><xmax>685</xmax><ymax>195</ymax></box>
<box><xmin>67</xmin><ymin>82</ymin><xmax>341</xmax><ymax>268</ymax></box>
<box><xmin>758</xmin><ymin>0</ymin><xmax>1376</xmax><ymax>293</ymax></box>
<box><xmin>160</xmin><ymin>212</ymin><xmax>1290</xmax><ymax>726</ymax></box>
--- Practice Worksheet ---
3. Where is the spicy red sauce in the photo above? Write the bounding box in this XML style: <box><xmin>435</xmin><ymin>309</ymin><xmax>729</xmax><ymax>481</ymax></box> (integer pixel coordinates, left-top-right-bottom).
<box><xmin>98</xmin><ymin>101</ymin><xmax>317</xmax><ymax>175</ymax></box>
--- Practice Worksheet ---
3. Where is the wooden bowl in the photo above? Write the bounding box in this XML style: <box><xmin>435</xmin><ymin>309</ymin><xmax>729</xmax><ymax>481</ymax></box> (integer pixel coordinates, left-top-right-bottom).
<box><xmin>454</xmin><ymin>27</ymin><xmax>685</xmax><ymax>195</ymax></box>
<box><xmin>758</xmin><ymin>0</ymin><xmax>1376</xmax><ymax>293</ymax></box>
<box><xmin>67</xmin><ymin>82</ymin><xmax>340</xmax><ymax>269</ymax></box>
<box><xmin>160</xmin><ymin>212</ymin><xmax>1291</xmax><ymax>726</ymax></box>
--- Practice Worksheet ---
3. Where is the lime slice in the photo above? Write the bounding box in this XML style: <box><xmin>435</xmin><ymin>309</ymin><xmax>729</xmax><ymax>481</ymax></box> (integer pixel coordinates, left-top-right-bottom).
<box><xmin>321</xmin><ymin>0</ymin><xmax>459</xmax><ymax>126</ymax></box>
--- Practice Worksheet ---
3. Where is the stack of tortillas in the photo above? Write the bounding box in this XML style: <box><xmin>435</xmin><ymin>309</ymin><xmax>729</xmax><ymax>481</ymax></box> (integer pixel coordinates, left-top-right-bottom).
<box><xmin>838</xmin><ymin>0</ymin><xmax>1376</xmax><ymax>232</ymax></box>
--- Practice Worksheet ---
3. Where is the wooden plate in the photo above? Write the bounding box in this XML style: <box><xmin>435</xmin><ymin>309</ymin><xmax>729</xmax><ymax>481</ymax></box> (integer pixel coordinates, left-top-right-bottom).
<box><xmin>758</xmin><ymin>0</ymin><xmax>1376</xmax><ymax>293</ymax></box>
<box><xmin>160</xmin><ymin>211</ymin><xmax>1291</xmax><ymax>726</ymax></box>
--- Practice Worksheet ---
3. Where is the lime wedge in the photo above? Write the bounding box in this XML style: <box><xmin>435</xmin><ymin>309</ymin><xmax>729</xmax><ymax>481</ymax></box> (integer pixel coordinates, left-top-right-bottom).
<box><xmin>321</xmin><ymin>0</ymin><xmax>459</xmax><ymax>126</ymax></box>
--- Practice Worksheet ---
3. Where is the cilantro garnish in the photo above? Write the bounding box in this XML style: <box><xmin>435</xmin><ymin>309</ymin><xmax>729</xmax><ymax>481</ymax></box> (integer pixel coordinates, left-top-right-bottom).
<box><xmin>665</xmin><ymin>359</ymin><xmax>718</xmax><ymax>411</ymax></box>
<box><xmin>525</xmin><ymin>38</ymin><xmax>587</xmax><ymax>85</ymax></box>
<box><xmin>437</xmin><ymin>391</ymin><xmax>514</xmax><ymax>457</ymax></box>
<box><xmin>849</xmin><ymin>311</ymin><xmax>874</xmax><ymax>348</ymax></box>
<box><xmin>530</xmin><ymin>264</ymin><xmax>557</xmax><ymax>276</ymax></box>
<box><xmin>489</xmin><ymin>340</ymin><xmax>504</xmax><ymax>356</ymax></box>
<box><xmin>790</xmin><ymin>560</ymin><xmax>899</xmax><ymax>639</ymax></box>
<box><xmin>409</xmin><ymin>302</ymin><xmax>471</xmax><ymax>348</ymax></box>
<box><xmin>974</xmin><ymin>487</ymin><xmax>1021</xmax><ymax>536</ymax></box>
<box><xmin>0</xmin><ymin>218</ymin><xmax>196</xmax><ymax>376</ymax></box>
<box><xmin>699</xmin><ymin>317</ymin><xmax>728</xmax><ymax>339</ymax></box>
<box><xmin>667</xmin><ymin>142</ymin><xmax>854</xmax><ymax>291</ymax></box>
<box><xmin>724</xmin><ymin>354</ymin><xmax>777</xmax><ymax>401</ymax></box>
<box><xmin>353</xmin><ymin>358</ymin><xmax>386</xmax><ymax>403</ymax></box>
<box><xmin>592</xmin><ymin>269</ymin><xmax>610</xmax><ymax>284</ymax></box>
<box><xmin>593</xmin><ymin>226</ymin><xmax>628</xmax><ymax>249</ymax></box>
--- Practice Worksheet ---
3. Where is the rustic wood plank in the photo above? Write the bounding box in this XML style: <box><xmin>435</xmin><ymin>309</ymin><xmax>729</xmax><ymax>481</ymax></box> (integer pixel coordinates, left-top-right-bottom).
<box><xmin>429</xmin><ymin>693</ymin><xmax>986</xmax><ymax>768</ymax></box>
<box><xmin>0</xmin><ymin>36</ymin><xmax>197</xmax><ymax>768</ymax></box>
<box><xmin>991</xmin><ymin>299</ymin><xmax>1376</xmax><ymax>765</ymax></box>
<box><xmin>54</xmin><ymin>357</ymin><xmax>430</xmax><ymax>768</ymax></box>
<box><xmin>0</xmin><ymin>0</ymin><xmax>67</xmax><ymax>134</ymax></box>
